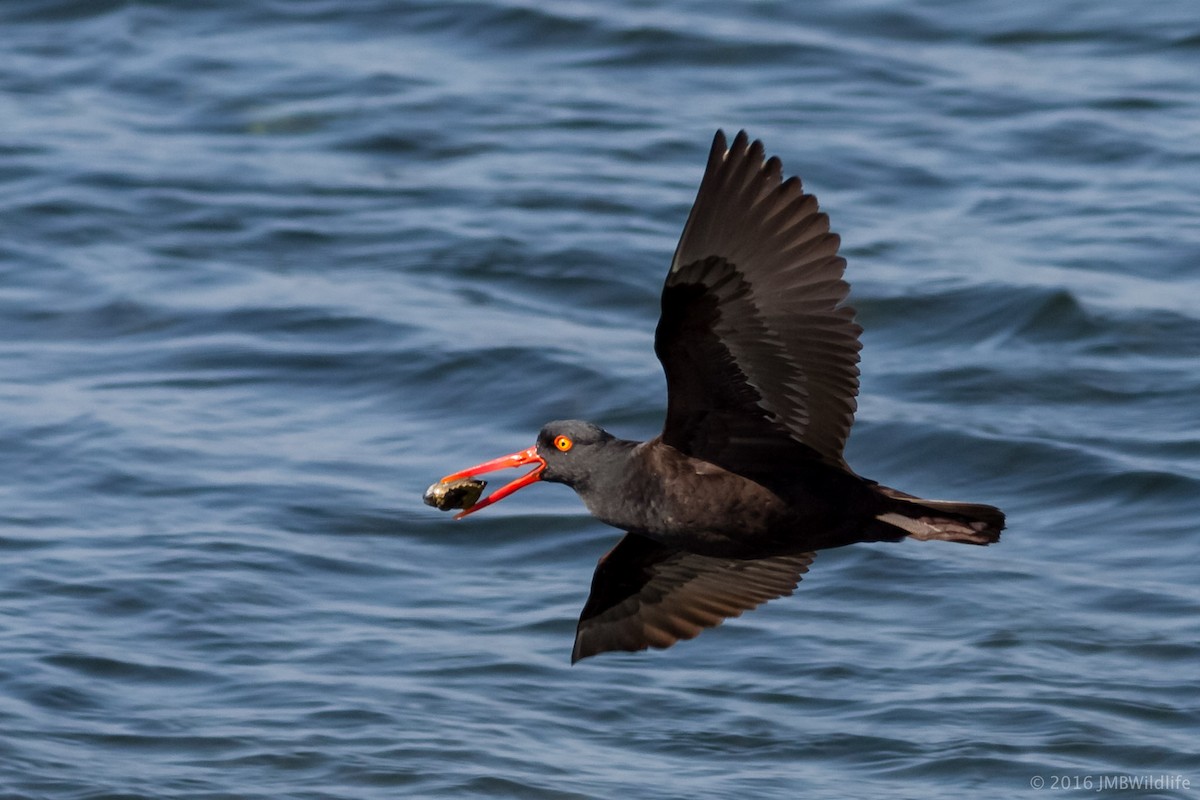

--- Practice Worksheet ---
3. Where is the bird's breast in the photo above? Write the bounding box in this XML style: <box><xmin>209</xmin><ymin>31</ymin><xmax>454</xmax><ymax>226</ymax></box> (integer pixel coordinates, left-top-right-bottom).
<box><xmin>583</xmin><ymin>443</ymin><xmax>795</xmax><ymax>557</ymax></box>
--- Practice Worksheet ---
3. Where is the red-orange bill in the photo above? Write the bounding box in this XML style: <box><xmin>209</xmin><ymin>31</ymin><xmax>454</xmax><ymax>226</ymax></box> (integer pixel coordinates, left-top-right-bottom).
<box><xmin>439</xmin><ymin>445</ymin><xmax>545</xmax><ymax>519</ymax></box>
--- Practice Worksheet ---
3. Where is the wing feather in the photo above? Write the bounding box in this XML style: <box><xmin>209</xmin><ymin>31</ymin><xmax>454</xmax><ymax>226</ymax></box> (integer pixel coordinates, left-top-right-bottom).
<box><xmin>658</xmin><ymin>130</ymin><xmax>861</xmax><ymax>468</ymax></box>
<box><xmin>572</xmin><ymin>532</ymin><xmax>815</xmax><ymax>662</ymax></box>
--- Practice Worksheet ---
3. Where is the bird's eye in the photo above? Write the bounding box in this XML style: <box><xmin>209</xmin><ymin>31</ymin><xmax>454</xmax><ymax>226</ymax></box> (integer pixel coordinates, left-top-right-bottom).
<box><xmin>554</xmin><ymin>435</ymin><xmax>573</xmax><ymax>452</ymax></box>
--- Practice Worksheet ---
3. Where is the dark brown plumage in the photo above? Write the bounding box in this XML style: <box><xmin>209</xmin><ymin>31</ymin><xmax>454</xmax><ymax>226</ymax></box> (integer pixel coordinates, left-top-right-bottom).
<box><xmin>433</xmin><ymin>130</ymin><xmax>1005</xmax><ymax>663</ymax></box>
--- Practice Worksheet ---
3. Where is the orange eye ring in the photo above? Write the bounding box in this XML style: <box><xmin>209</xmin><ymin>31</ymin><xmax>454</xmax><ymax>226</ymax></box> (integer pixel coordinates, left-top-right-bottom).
<box><xmin>554</xmin><ymin>435</ymin><xmax>573</xmax><ymax>452</ymax></box>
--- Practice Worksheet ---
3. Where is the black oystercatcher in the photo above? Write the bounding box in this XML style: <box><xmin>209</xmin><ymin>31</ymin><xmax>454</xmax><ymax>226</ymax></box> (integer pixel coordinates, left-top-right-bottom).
<box><xmin>431</xmin><ymin>130</ymin><xmax>1004</xmax><ymax>663</ymax></box>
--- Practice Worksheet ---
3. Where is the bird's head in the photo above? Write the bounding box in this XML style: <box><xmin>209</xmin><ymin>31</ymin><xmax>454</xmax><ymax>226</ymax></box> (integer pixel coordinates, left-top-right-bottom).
<box><xmin>534</xmin><ymin>420</ymin><xmax>615</xmax><ymax>487</ymax></box>
<box><xmin>435</xmin><ymin>420</ymin><xmax>614</xmax><ymax>519</ymax></box>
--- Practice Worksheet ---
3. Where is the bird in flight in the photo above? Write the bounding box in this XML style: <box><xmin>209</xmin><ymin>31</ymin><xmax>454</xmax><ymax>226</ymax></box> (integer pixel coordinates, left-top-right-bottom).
<box><xmin>427</xmin><ymin>130</ymin><xmax>1004</xmax><ymax>663</ymax></box>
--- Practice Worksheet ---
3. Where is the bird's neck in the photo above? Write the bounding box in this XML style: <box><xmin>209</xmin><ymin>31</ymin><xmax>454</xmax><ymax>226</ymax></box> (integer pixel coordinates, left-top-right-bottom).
<box><xmin>570</xmin><ymin>438</ymin><xmax>643</xmax><ymax>526</ymax></box>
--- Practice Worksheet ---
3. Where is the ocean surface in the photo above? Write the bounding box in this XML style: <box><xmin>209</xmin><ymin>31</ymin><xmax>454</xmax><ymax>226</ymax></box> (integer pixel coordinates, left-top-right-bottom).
<box><xmin>2</xmin><ymin>1</ymin><xmax>1198</xmax><ymax>798</ymax></box>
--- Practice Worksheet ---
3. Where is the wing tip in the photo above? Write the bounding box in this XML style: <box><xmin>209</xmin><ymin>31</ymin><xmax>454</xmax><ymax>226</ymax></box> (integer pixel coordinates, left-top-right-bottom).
<box><xmin>709</xmin><ymin>129</ymin><xmax>729</xmax><ymax>165</ymax></box>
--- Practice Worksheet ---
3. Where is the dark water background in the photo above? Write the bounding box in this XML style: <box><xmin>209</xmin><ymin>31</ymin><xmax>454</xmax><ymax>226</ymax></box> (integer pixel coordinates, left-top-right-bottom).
<box><xmin>3</xmin><ymin>1</ymin><xmax>1199</xmax><ymax>798</ymax></box>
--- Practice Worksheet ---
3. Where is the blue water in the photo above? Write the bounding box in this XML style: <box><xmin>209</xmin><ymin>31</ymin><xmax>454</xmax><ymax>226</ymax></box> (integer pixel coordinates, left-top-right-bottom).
<box><xmin>3</xmin><ymin>1</ymin><xmax>1199</xmax><ymax>797</ymax></box>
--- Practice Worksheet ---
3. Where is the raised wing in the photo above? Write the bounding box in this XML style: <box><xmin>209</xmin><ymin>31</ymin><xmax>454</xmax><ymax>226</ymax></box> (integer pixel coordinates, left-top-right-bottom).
<box><xmin>572</xmin><ymin>532</ymin><xmax>815</xmax><ymax>663</ymax></box>
<box><xmin>656</xmin><ymin>130</ymin><xmax>862</xmax><ymax>471</ymax></box>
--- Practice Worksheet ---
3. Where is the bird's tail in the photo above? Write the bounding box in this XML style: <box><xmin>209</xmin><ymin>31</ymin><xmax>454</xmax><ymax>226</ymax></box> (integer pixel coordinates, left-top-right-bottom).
<box><xmin>871</xmin><ymin>485</ymin><xmax>1005</xmax><ymax>546</ymax></box>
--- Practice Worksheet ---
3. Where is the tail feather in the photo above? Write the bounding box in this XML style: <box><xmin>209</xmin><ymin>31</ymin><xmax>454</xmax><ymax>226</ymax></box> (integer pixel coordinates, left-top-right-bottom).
<box><xmin>873</xmin><ymin>486</ymin><xmax>1005</xmax><ymax>546</ymax></box>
